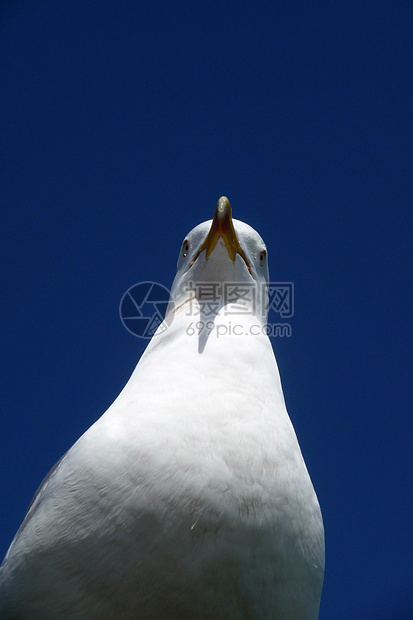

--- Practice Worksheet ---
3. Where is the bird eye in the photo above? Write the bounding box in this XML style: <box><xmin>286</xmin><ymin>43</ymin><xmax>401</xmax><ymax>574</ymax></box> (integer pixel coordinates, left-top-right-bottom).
<box><xmin>259</xmin><ymin>250</ymin><xmax>267</xmax><ymax>266</ymax></box>
<box><xmin>182</xmin><ymin>240</ymin><xmax>190</xmax><ymax>258</ymax></box>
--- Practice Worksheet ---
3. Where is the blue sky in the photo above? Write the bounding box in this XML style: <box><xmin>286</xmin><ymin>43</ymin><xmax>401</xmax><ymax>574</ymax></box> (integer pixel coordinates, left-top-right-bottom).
<box><xmin>1</xmin><ymin>2</ymin><xmax>412</xmax><ymax>617</ymax></box>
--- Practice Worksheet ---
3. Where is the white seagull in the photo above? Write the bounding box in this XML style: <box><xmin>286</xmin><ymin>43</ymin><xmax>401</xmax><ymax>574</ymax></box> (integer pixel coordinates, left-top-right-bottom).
<box><xmin>0</xmin><ymin>197</ymin><xmax>324</xmax><ymax>619</ymax></box>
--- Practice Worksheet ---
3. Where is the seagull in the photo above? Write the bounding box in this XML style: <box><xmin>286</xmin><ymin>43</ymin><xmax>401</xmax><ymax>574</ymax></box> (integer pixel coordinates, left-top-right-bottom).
<box><xmin>0</xmin><ymin>197</ymin><xmax>324</xmax><ymax>619</ymax></box>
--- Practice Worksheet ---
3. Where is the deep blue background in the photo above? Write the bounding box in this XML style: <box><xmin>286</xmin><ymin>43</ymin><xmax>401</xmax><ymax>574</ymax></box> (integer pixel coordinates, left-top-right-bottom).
<box><xmin>1</xmin><ymin>2</ymin><xmax>412</xmax><ymax>617</ymax></box>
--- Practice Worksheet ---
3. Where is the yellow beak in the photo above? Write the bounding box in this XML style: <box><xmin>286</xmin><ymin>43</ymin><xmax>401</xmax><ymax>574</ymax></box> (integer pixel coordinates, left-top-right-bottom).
<box><xmin>192</xmin><ymin>196</ymin><xmax>251</xmax><ymax>273</ymax></box>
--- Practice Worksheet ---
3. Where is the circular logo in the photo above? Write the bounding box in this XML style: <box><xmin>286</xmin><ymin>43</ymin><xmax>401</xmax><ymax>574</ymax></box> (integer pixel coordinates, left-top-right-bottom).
<box><xmin>119</xmin><ymin>281</ymin><xmax>174</xmax><ymax>339</ymax></box>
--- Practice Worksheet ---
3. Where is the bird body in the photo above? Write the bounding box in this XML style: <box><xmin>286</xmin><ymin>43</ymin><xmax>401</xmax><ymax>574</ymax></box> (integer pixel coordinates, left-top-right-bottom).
<box><xmin>0</xmin><ymin>198</ymin><xmax>324</xmax><ymax>619</ymax></box>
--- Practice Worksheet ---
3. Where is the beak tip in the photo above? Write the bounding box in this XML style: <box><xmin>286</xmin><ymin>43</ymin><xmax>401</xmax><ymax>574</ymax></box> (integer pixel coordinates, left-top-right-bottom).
<box><xmin>217</xmin><ymin>196</ymin><xmax>231</xmax><ymax>215</ymax></box>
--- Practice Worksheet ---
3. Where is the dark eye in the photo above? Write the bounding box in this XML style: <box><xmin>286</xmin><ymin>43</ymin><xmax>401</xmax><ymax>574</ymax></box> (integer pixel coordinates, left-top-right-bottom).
<box><xmin>259</xmin><ymin>250</ymin><xmax>267</xmax><ymax>267</ymax></box>
<box><xmin>182</xmin><ymin>239</ymin><xmax>190</xmax><ymax>258</ymax></box>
